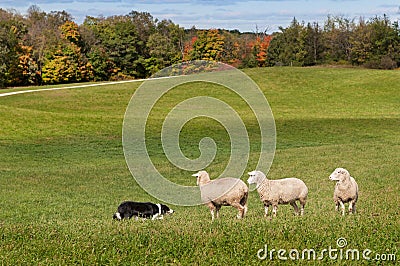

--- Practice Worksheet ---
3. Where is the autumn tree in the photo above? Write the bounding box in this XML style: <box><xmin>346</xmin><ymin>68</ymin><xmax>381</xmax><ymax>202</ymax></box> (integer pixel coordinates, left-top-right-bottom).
<box><xmin>25</xmin><ymin>6</ymin><xmax>72</xmax><ymax>72</ymax></box>
<box><xmin>219</xmin><ymin>30</ymin><xmax>241</xmax><ymax>66</ymax></box>
<box><xmin>323</xmin><ymin>16</ymin><xmax>355</xmax><ymax>63</ymax></box>
<box><xmin>3</xmin><ymin>7</ymin><xmax>400</xmax><ymax>88</ymax></box>
<box><xmin>252</xmin><ymin>35</ymin><xmax>273</xmax><ymax>67</ymax></box>
<box><xmin>188</xmin><ymin>29</ymin><xmax>224</xmax><ymax>61</ymax></box>
<box><xmin>0</xmin><ymin>9</ymin><xmax>36</xmax><ymax>87</ymax></box>
<box><xmin>349</xmin><ymin>18</ymin><xmax>372</xmax><ymax>65</ymax></box>
<box><xmin>42</xmin><ymin>21</ymin><xmax>92</xmax><ymax>84</ymax></box>
<box><xmin>182</xmin><ymin>27</ymin><xmax>198</xmax><ymax>61</ymax></box>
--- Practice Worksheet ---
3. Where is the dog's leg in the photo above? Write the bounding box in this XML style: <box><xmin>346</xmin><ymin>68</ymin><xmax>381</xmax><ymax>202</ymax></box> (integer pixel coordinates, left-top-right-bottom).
<box><xmin>152</xmin><ymin>213</ymin><xmax>159</xmax><ymax>220</ymax></box>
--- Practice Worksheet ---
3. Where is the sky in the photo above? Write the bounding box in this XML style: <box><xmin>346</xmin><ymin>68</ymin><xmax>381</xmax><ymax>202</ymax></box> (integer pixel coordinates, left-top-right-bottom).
<box><xmin>1</xmin><ymin>0</ymin><xmax>400</xmax><ymax>32</ymax></box>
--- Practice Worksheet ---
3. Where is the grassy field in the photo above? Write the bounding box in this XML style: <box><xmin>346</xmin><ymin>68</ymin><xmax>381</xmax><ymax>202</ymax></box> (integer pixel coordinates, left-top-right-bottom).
<box><xmin>0</xmin><ymin>67</ymin><xmax>399</xmax><ymax>265</ymax></box>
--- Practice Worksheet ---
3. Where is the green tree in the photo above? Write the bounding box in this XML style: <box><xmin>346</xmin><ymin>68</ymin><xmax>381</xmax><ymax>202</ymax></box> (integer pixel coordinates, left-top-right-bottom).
<box><xmin>367</xmin><ymin>15</ymin><xmax>400</xmax><ymax>69</ymax></box>
<box><xmin>146</xmin><ymin>19</ymin><xmax>184</xmax><ymax>74</ymax></box>
<box><xmin>82</xmin><ymin>14</ymin><xmax>154</xmax><ymax>79</ymax></box>
<box><xmin>128</xmin><ymin>11</ymin><xmax>156</xmax><ymax>57</ymax></box>
<box><xmin>80</xmin><ymin>16</ymin><xmax>117</xmax><ymax>81</ymax></box>
<box><xmin>267</xmin><ymin>18</ymin><xmax>307</xmax><ymax>66</ymax></box>
<box><xmin>304</xmin><ymin>22</ymin><xmax>325</xmax><ymax>66</ymax></box>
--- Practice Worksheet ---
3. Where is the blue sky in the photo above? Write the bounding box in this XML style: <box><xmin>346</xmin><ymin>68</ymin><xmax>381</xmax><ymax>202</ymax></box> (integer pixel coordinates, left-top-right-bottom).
<box><xmin>1</xmin><ymin>0</ymin><xmax>400</xmax><ymax>32</ymax></box>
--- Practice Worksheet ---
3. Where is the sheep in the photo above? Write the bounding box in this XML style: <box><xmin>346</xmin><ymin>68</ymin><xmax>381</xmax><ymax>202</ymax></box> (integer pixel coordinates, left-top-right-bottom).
<box><xmin>329</xmin><ymin>168</ymin><xmax>359</xmax><ymax>215</ymax></box>
<box><xmin>192</xmin><ymin>170</ymin><xmax>248</xmax><ymax>220</ymax></box>
<box><xmin>247</xmin><ymin>170</ymin><xmax>308</xmax><ymax>218</ymax></box>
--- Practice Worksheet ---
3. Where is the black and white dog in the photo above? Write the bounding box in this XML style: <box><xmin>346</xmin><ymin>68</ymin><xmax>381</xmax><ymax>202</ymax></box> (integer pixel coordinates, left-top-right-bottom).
<box><xmin>113</xmin><ymin>201</ymin><xmax>174</xmax><ymax>220</ymax></box>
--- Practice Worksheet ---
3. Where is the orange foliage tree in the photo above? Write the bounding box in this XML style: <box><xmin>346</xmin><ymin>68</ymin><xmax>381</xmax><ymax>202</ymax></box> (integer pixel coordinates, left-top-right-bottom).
<box><xmin>252</xmin><ymin>35</ymin><xmax>273</xmax><ymax>67</ymax></box>
<box><xmin>183</xmin><ymin>29</ymin><xmax>224</xmax><ymax>61</ymax></box>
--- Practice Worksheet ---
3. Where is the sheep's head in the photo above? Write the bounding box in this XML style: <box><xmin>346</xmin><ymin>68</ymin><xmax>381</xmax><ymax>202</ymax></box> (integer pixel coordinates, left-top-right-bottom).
<box><xmin>247</xmin><ymin>170</ymin><xmax>266</xmax><ymax>185</ymax></box>
<box><xmin>329</xmin><ymin>168</ymin><xmax>350</xmax><ymax>182</ymax></box>
<box><xmin>192</xmin><ymin>170</ymin><xmax>210</xmax><ymax>186</ymax></box>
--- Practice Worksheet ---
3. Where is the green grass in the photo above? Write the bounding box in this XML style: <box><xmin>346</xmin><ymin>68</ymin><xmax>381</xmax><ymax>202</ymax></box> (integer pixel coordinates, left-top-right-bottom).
<box><xmin>1</xmin><ymin>67</ymin><xmax>399</xmax><ymax>265</ymax></box>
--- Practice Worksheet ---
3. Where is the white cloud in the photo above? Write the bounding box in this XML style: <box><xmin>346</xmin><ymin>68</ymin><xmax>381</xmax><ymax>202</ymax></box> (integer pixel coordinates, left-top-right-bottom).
<box><xmin>1</xmin><ymin>0</ymin><xmax>399</xmax><ymax>31</ymax></box>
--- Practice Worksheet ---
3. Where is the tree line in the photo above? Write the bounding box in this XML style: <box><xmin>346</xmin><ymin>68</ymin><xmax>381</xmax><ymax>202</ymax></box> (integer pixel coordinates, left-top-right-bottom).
<box><xmin>1</xmin><ymin>6</ymin><xmax>399</xmax><ymax>88</ymax></box>
<box><xmin>267</xmin><ymin>16</ymin><xmax>400</xmax><ymax>69</ymax></box>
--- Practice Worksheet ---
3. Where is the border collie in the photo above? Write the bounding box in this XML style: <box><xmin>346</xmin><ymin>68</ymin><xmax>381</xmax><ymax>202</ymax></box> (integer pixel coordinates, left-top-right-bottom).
<box><xmin>113</xmin><ymin>201</ymin><xmax>174</xmax><ymax>220</ymax></box>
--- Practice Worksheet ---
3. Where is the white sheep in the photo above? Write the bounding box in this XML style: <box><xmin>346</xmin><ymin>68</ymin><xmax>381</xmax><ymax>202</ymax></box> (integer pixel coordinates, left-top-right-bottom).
<box><xmin>247</xmin><ymin>170</ymin><xmax>308</xmax><ymax>218</ymax></box>
<box><xmin>192</xmin><ymin>170</ymin><xmax>248</xmax><ymax>220</ymax></box>
<box><xmin>329</xmin><ymin>168</ymin><xmax>358</xmax><ymax>215</ymax></box>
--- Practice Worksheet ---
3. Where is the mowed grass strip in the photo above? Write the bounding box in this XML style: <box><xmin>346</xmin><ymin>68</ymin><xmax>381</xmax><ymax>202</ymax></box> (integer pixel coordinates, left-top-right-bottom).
<box><xmin>0</xmin><ymin>67</ymin><xmax>399</xmax><ymax>265</ymax></box>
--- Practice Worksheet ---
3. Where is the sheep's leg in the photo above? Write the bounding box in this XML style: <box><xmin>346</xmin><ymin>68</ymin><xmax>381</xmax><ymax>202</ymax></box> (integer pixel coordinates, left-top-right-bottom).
<box><xmin>349</xmin><ymin>201</ymin><xmax>356</xmax><ymax>214</ymax></box>
<box><xmin>272</xmin><ymin>205</ymin><xmax>278</xmax><ymax>217</ymax></box>
<box><xmin>230</xmin><ymin>202</ymin><xmax>245</xmax><ymax>219</ymax></box>
<box><xmin>207</xmin><ymin>203</ymin><xmax>216</xmax><ymax>220</ymax></box>
<box><xmin>242</xmin><ymin>203</ymin><xmax>248</xmax><ymax>218</ymax></box>
<box><xmin>210</xmin><ymin>209</ymin><xmax>215</xmax><ymax>220</ymax></box>
<box><xmin>338</xmin><ymin>200</ymin><xmax>345</xmax><ymax>216</ymax></box>
<box><xmin>335</xmin><ymin>201</ymin><xmax>339</xmax><ymax>212</ymax></box>
<box><xmin>264</xmin><ymin>204</ymin><xmax>269</xmax><ymax>218</ymax></box>
<box><xmin>299</xmin><ymin>199</ymin><xmax>306</xmax><ymax>216</ymax></box>
<box><xmin>239</xmin><ymin>202</ymin><xmax>248</xmax><ymax>218</ymax></box>
<box><xmin>290</xmin><ymin>201</ymin><xmax>300</xmax><ymax>216</ymax></box>
<box><xmin>243</xmin><ymin>205</ymin><xmax>248</xmax><ymax>217</ymax></box>
<box><xmin>215</xmin><ymin>205</ymin><xmax>221</xmax><ymax>219</ymax></box>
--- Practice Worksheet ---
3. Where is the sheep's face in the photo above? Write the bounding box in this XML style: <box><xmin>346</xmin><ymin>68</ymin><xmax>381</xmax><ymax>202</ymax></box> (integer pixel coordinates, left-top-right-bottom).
<box><xmin>247</xmin><ymin>170</ymin><xmax>265</xmax><ymax>185</ymax></box>
<box><xmin>192</xmin><ymin>172</ymin><xmax>200</xmax><ymax>185</ymax></box>
<box><xmin>192</xmin><ymin>170</ymin><xmax>208</xmax><ymax>186</ymax></box>
<box><xmin>329</xmin><ymin>168</ymin><xmax>350</xmax><ymax>182</ymax></box>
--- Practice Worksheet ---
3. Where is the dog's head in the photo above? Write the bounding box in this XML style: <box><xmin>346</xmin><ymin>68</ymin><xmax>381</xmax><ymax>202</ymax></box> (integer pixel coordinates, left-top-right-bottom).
<box><xmin>113</xmin><ymin>212</ymin><xmax>122</xmax><ymax>220</ymax></box>
<box><xmin>160</xmin><ymin>204</ymin><xmax>174</xmax><ymax>215</ymax></box>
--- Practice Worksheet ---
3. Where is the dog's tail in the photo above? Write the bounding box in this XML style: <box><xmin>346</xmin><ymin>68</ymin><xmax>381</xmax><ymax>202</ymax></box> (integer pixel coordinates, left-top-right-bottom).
<box><xmin>113</xmin><ymin>212</ymin><xmax>122</xmax><ymax>220</ymax></box>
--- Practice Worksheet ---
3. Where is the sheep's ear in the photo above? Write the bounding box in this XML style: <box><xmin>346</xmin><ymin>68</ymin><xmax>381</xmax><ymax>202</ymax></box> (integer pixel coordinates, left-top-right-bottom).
<box><xmin>192</xmin><ymin>173</ymin><xmax>199</xmax><ymax>177</ymax></box>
